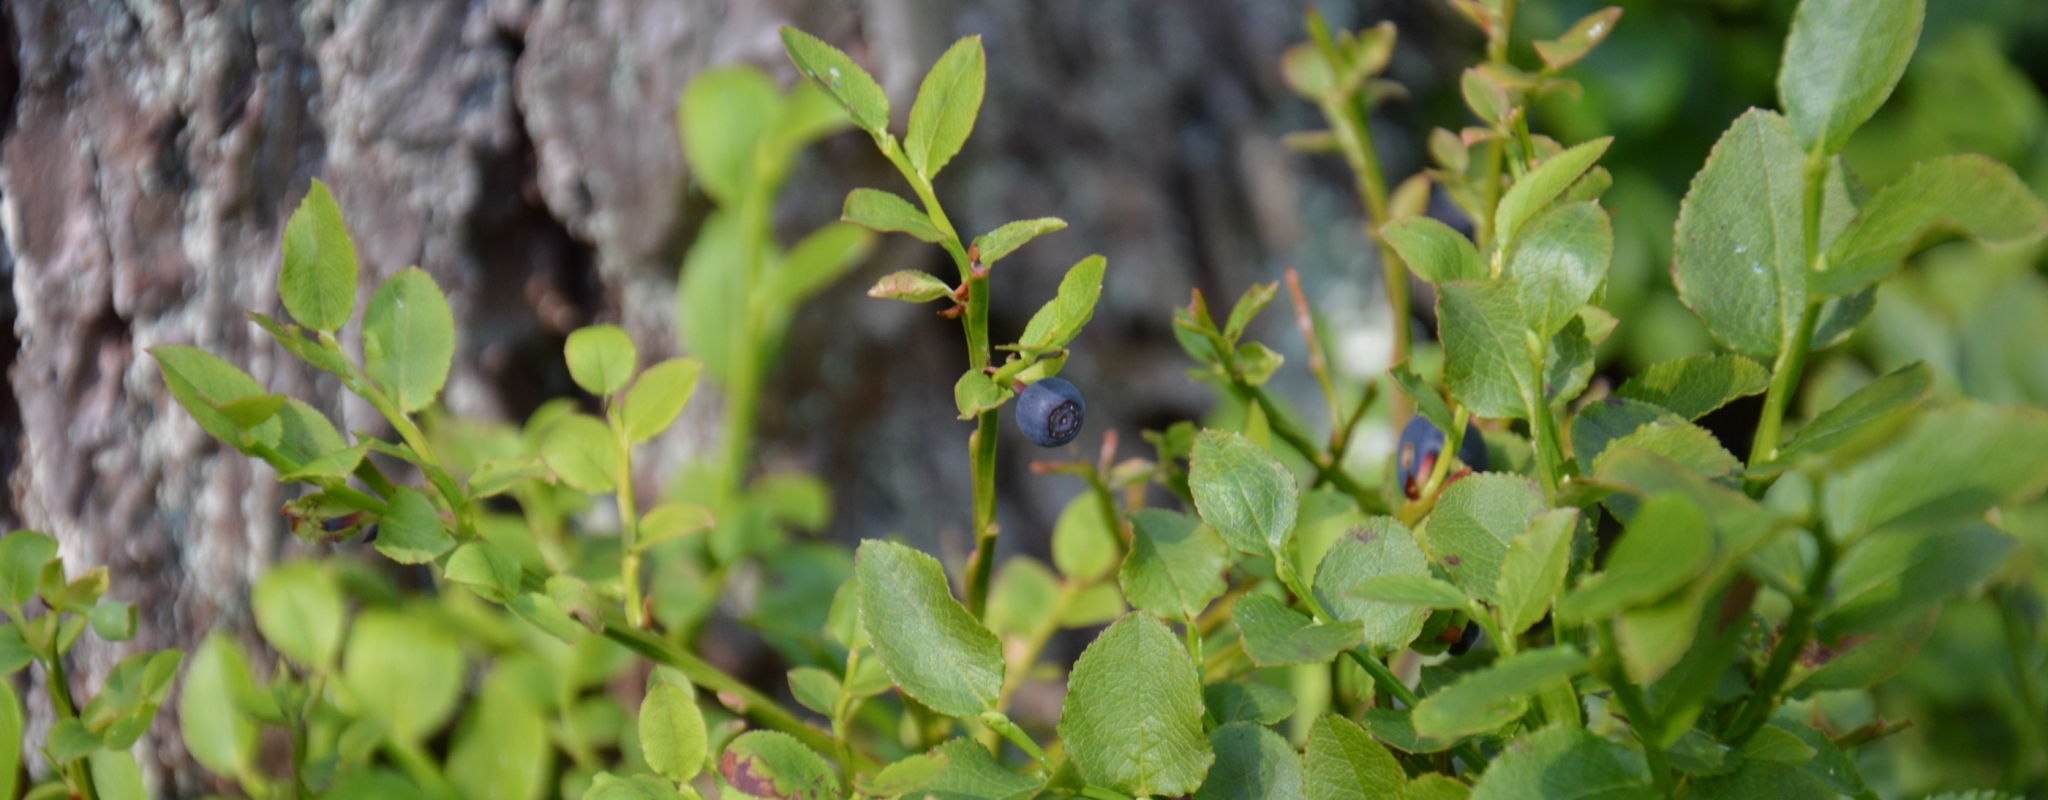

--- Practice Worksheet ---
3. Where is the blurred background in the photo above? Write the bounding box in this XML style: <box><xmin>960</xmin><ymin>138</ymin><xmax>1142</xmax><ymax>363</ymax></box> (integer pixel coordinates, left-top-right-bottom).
<box><xmin>6</xmin><ymin>0</ymin><xmax>2048</xmax><ymax>794</ymax></box>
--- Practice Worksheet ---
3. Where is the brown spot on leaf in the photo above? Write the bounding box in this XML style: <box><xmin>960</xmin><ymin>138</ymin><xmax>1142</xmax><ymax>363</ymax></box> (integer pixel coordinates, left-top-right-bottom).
<box><xmin>721</xmin><ymin>751</ymin><xmax>787</xmax><ymax>799</ymax></box>
<box><xmin>1444</xmin><ymin>554</ymin><xmax>1462</xmax><ymax>566</ymax></box>
<box><xmin>1716</xmin><ymin>575</ymin><xmax>1759</xmax><ymax>633</ymax></box>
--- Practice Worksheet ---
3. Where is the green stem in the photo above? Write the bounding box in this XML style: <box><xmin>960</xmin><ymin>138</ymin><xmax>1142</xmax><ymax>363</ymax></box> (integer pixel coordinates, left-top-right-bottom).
<box><xmin>1726</xmin><ymin>527</ymin><xmax>1837</xmax><ymax>745</ymax></box>
<box><xmin>1749</xmin><ymin>150</ymin><xmax>1831</xmax><ymax>470</ymax></box>
<box><xmin>1320</xmin><ymin>93</ymin><xmax>1412</xmax><ymax>390</ymax></box>
<box><xmin>1242</xmin><ymin>383</ymin><xmax>1389</xmax><ymax>515</ymax></box>
<box><xmin>830</xmin><ymin>648</ymin><xmax>867</xmax><ymax>787</ymax></box>
<box><xmin>981</xmin><ymin>712</ymin><xmax>1051</xmax><ymax>768</ymax></box>
<box><xmin>1598</xmin><ymin>623</ymin><xmax>1674</xmax><ymax>796</ymax></box>
<box><xmin>966</xmin><ymin>412</ymin><xmax>1001</xmax><ymax>618</ymax></box>
<box><xmin>612</xmin><ymin>413</ymin><xmax>646</xmax><ymax>629</ymax></box>
<box><xmin>42</xmin><ymin>655</ymin><xmax>99</xmax><ymax>800</ymax></box>
<box><xmin>1487</xmin><ymin>0</ymin><xmax>1521</xmax><ymax>65</ymax></box>
<box><xmin>384</xmin><ymin>739</ymin><xmax>460</xmax><ymax>800</ymax></box>
<box><xmin>605</xmin><ymin>624</ymin><xmax>866</xmax><ymax>767</ymax></box>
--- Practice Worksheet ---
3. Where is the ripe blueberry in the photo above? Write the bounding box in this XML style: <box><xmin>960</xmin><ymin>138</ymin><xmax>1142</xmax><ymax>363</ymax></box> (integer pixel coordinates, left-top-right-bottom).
<box><xmin>1396</xmin><ymin>415</ymin><xmax>1488</xmax><ymax>500</ymax></box>
<box><xmin>1016</xmin><ymin>377</ymin><xmax>1086</xmax><ymax>448</ymax></box>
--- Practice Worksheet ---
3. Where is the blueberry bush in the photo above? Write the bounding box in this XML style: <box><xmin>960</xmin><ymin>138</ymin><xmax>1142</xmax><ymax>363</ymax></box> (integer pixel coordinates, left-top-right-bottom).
<box><xmin>5</xmin><ymin>0</ymin><xmax>2047</xmax><ymax>797</ymax></box>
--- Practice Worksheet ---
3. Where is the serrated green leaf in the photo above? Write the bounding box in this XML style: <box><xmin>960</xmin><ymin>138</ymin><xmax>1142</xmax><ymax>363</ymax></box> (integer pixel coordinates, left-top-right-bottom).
<box><xmin>1505</xmin><ymin>201</ymin><xmax>1611</xmax><ymax>338</ymax></box>
<box><xmin>1060</xmin><ymin>613</ymin><xmax>1212</xmax><ymax>797</ymax></box>
<box><xmin>1671</xmin><ymin>110</ymin><xmax>1811</xmax><ymax>359</ymax></box>
<box><xmin>1018</xmin><ymin>255</ymin><xmax>1107</xmax><ymax>350</ymax></box>
<box><xmin>1383</xmin><ymin>217</ymin><xmax>1485</xmax><ymax>284</ymax></box>
<box><xmin>1823</xmin><ymin>403</ymin><xmax>2048</xmax><ymax>539</ymax></box>
<box><xmin>1233</xmin><ymin>594</ymin><xmax>1364</xmax><ymax>667</ymax></box>
<box><xmin>1121</xmin><ymin>509</ymin><xmax>1229</xmax><ymax>621</ymax></box>
<box><xmin>565</xmin><ymin>325</ymin><xmax>638</xmax><ymax>396</ymax></box>
<box><xmin>362</xmin><ymin>267</ymin><xmax>454</xmax><ymax>412</ymax></box>
<box><xmin>1347</xmin><ymin>574</ymin><xmax>1470</xmax><ymax>609</ymax></box>
<box><xmin>720</xmin><ymin>730</ymin><xmax>840</xmax><ymax>800</ymax></box>
<box><xmin>679</xmin><ymin>66</ymin><xmax>779</xmax><ymax>205</ymax></box>
<box><xmin>372</xmin><ymin>487</ymin><xmax>454</xmax><ymax>565</ymax></box>
<box><xmin>279</xmin><ymin>179</ymin><xmax>359</xmax><ymax>332</ymax></box>
<box><xmin>906</xmin><ymin>37</ymin><xmax>985</xmax><ymax>178</ymax></box>
<box><xmin>1467</xmin><ymin>724</ymin><xmax>1655</xmax><ymax>800</ymax></box>
<box><xmin>252</xmin><ymin>561</ymin><xmax>344</xmax><ymax>668</ymax></box>
<box><xmin>1495</xmin><ymin>138</ymin><xmax>1612</xmax><ymax>248</ymax></box>
<box><xmin>1401</xmin><ymin>775</ymin><xmax>1473</xmax><ymax>800</ymax></box>
<box><xmin>780</xmin><ymin>27</ymin><xmax>889</xmax><ymax>134</ymax></box>
<box><xmin>1816</xmin><ymin>154</ymin><xmax>2048</xmax><ymax>297</ymax></box>
<box><xmin>1778</xmin><ymin>0</ymin><xmax>1924</xmax><ymax>154</ymax></box>
<box><xmin>843</xmin><ymin>188</ymin><xmax>943</xmax><ymax>243</ymax></box>
<box><xmin>974</xmin><ymin>218</ymin><xmax>1067</xmax><ymax>266</ymax></box>
<box><xmin>855</xmin><ymin>540</ymin><xmax>1003</xmax><ymax>717</ymax></box>
<box><xmin>777</xmin><ymin>222</ymin><xmax>874</xmax><ymax>306</ymax></box>
<box><xmin>1594</xmin><ymin>421</ymin><xmax>1739</xmax><ymax>479</ymax></box>
<box><xmin>1571</xmin><ymin>398</ymin><xmax>1683</xmax><ymax>468</ymax></box>
<box><xmin>1205</xmin><ymin>681</ymin><xmax>1297</xmax><ymax>726</ymax></box>
<box><xmin>274</xmin><ymin>399</ymin><xmax>345</xmax><ymax>469</ymax></box>
<box><xmin>1424</xmin><ymin>473</ymin><xmax>1546</xmax><ymax>602</ymax></box>
<box><xmin>1304</xmin><ymin>714</ymin><xmax>1405</xmax><ymax>800</ymax></box>
<box><xmin>1768</xmin><ymin>361</ymin><xmax>1932</xmax><ymax>467</ymax></box>
<box><xmin>1313</xmin><ymin>518</ymin><xmax>1436</xmax><ymax>652</ymax></box>
<box><xmin>1614</xmin><ymin>354</ymin><xmax>1769</xmax><ymax>420</ymax></box>
<box><xmin>1413</xmin><ymin>647</ymin><xmax>1589</xmax><ymax>739</ymax></box>
<box><xmin>641</xmin><ymin>680</ymin><xmax>708</xmax><ymax>782</ymax></box>
<box><xmin>923</xmin><ymin>738</ymin><xmax>1044</xmax><ymax>800</ymax></box>
<box><xmin>1190</xmin><ymin>429</ymin><xmax>1300</xmax><ymax>556</ymax></box>
<box><xmin>1439</xmin><ymin>279</ymin><xmax>1541</xmax><ymax>420</ymax></box>
<box><xmin>1686</xmin><ymin>758</ymin><xmax>1835</xmax><ymax>800</ymax></box>
<box><xmin>869</xmin><ymin>270</ymin><xmax>954</xmax><ymax>302</ymax></box>
<box><xmin>622</xmin><ymin>358</ymin><xmax>702</xmax><ymax>444</ymax></box>
<box><xmin>863</xmin><ymin>752</ymin><xmax>950</xmax><ymax>797</ymax></box>
<box><xmin>1557</xmin><ymin>493</ymin><xmax>1712</xmax><ymax>622</ymax></box>
<box><xmin>540</xmin><ymin>413</ymin><xmax>622</xmax><ymax>494</ymax></box>
<box><xmin>445</xmin><ymin>541</ymin><xmax>521</xmax><ymax>603</ymax></box>
<box><xmin>1193</xmin><ymin>722</ymin><xmax>1305</xmax><ymax>800</ymax></box>
<box><xmin>1496</xmin><ymin>508</ymin><xmax>1578</xmax><ymax>635</ymax></box>
<box><xmin>1362</xmin><ymin>708</ymin><xmax>1462</xmax><ymax>754</ymax></box>
<box><xmin>344</xmin><ymin>611</ymin><xmax>463</xmax><ymax>743</ymax></box>
<box><xmin>150</xmin><ymin>345</ymin><xmax>278</xmax><ymax>454</ymax></box>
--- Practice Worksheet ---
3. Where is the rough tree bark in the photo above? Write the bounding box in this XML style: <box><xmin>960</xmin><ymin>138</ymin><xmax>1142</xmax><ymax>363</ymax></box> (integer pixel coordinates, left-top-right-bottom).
<box><xmin>0</xmin><ymin>0</ymin><xmax>1456</xmax><ymax>792</ymax></box>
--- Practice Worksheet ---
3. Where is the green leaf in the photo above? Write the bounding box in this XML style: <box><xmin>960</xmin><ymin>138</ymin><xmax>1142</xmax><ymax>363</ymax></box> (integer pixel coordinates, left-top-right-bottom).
<box><xmin>1205</xmin><ymin>682</ymin><xmax>1297</xmax><ymax>726</ymax></box>
<box><xmin>1686</xmin><ymin>759</ymin><xmax>1835</xmax><ymax>800</ymax></box>
<box><xmin>1060</xmin><ymin>582</ymin><xmax>1129</xmax><ymax>629</ymax></box>
<box><xmin>252</xmin><ymin>561</ymin><xmax>344</xmax><ymax>668</ymax></box>
<box><xmin>0</xmin><ymin>625</ymin><xmax>30</xmax><ymax>674</ymax></box>
<box><xmin>565</xmin><ymin>325</ymin><xmax>638</xmax><ymax>396</ymax></box>
<box><xmin>361</xmin><ymin>267</ymin><xmax>455</xmax><ymax>412</ymax></box>
<box><xmin>1060</xmin><ymin>613</ymin><xmax>1213</xmax><ymax>797</ymax></box>
<box><xmin>1556</xmin><ymin>493</ymin><xmax>1713</xmax><ymax>622</ymax></box>
<box><xmin>1571</xmin><ymin>398</ymin><xmax>1683</xmax><ymax>468</ymax></box>
<box><xmin>906</xmin><ymin>36</ymin><xmax>985</xmax><ymax>178</ymax></box>
<box><xmin>1594</xmin><ymin>421</ymin><xmax>1739</xmax><ymax>479</ymax></box>
<box><xmin>1346</xmin><ymin>574</ymin><xmax>1470</xmax><ymax>609</ymax></box>
<box><xmin>1193</xmin><ymin>722</ymin><xmax>1306</xmax><ymax>800</ymax></box>
<box><xmin>0</xmin><ymin>678</ymin><xmax>17</xmax><ymax>800</ymax></box>
<box><xmin>777</xmin><ymin>222</ymin><xmax>874</xmax><ymax>307</ymax></box>
<box><xmin>843</xmin><ymin>188</ymin><xmax>943</xmax><ymax>243</ymax></box>
<box><xmin>150</xmin><ymin>345</ymin><xmax>278</xmax><ymax>453</ymax></box>
<box><xmin>639</xmin><ymin>502</ymin><xmax>716</xmax><ymax>550</ymax></box>
<box><xmin>1778</xmin><ymin>0</ymin><xmax>1925</xmax><ymax>154</ymax></box>
<box><xmin>719</xmin><ymin>730</ymin><xmax>841</xmax><ymax>800</ymax></box>
<box><xmin>1412</xmin><ymin>647</ymin><xmax>1589</xmax><ymax>739</ymax></box>
<box><xmin>1614</xmin><ymin>354</ymin><xmax>1769</xmax><ymax>420</ymax></box>
<box><xmin>1018</xmin><ymin>255</ymin><xmax>1108</xmax><ymax>350</ymax></box>
<box><xmin>0</xmin><ymin>530</ymin><xmax>57</xmax><ymax>612</ymax></box>
<box><xmin>1382</xmin><ymin>217</ymin><xmax>1485</xmax><ymax>284</ymax></box>
<box><xmin>622</xmin><ymin>358</ymin><xmax>702</xmax><ymax>444</ymax></box>
<box><xmin>373</xmin><ymin>487</ymin><xmax>454</xmax><ymax>565</ymax></box>
<box><xmin>1233</xmin><ymin>594</ymin><xmax>1364</xmax><ymax>667</ymax></box>
<box><xmin>855</xmin><ymin>540</ymin><xmax>1004</xmax><ymax>717</ymax></box>
<box><xmin>1439</xmin><ymin>280</ymin><xmax>1541</xmax><ymax>420</ymax></box>
<box><xmin>779</xmin><ymin>27</ymin><xmax>889</xmax><ymax>134</ymax></box>
<box><xmin>987</xmin><ymin>557</ymin><xmax>1058</xmax><ymax>638</ymax></box>
<box><xmin>973</xmin><ymin>218</ymin><xmax>1067</xmax><ymax>266</ymax></box>
<box><xmin>1052</xmin><ymin>494</ymin><xmax>1120</xmax><ymax>582</ymax></box>
<box><xmin>446</xmin><ymin>671</ymin><xmax>549</xmax><ymax>800</ymax></box>
<box><xmin>680</xmin><ymin>66</ymin><xmax>779</xmax><ymax>205</ymax></box>
<box><xmin>249</xmin><ymin>311</ymin><xmax>355</xmax><ymax>379</ymax></box>
<box><xmin>540</xmin><ymin>413</ymin><xmax>622</xmax><ymax>494</ymax></box>
<box><xmin>641</xmin><ymin>680</ymin><xmax>708</xmax><ymax>782</ymax></box>
<box><xmin>1816</xmin><ymin>155</ymin><xmax>2048</xmax><ymax>297</ymax></box>
<box><xmin>445</xmin><ymin>541</ymin><xmax>522</xmax><ymax>603</ymax></box>
<box><xmin>507</xmin><ymin>592</ymin><xmax>585</xmax><ymax>644</ymax></box>
<box><xmin>1424</xmin><ymin>473</ymin><xmax>1546</xmax><ymax>603</ymax></box>
<box><xmin>1494</xmin><ymin>138</ymin><xmax>1612</xmax><ymax>248</ymax></box>
<box><xmin>1826</xmin><ymin>522</ymin><xmax>2014</xmax><ymax>634</ymax></box>
<box><xmin>1467</xmin><ymin>724</ymin><xmax>1655</xmax><ymax>800</ymax></box>
<box><xmin>1389</xmin><ymin>362</ymin><xmax>1455</xmax><ymax>436</ymax></box>
<box><xmin>1768</xmin><ymin>361</ymin><xmax>1932</xmax><ymax>467</ymax></box>
<box><xmin>1533</xmin><ymin>7</ymin><xmax>1624</xmax><ymax>70</ymax></box>
<box><xmin>279</xmin><ymin>179</ymin><xmax>359</xmax><ymax>332</ymax></box>
<box><xmin>1121</xmin><ymin>509</ymin><xmax>1229</xmax><ymax>621</ymax></box>
<box><xmin>1304</xmin><ymin>714</ymin><xmax>1406</xmax><ymax>800</ymax></box>
<box><xmin>868</xmin><ymin>270</ymin><xmax>954</xmax><ymax>303</ymax></box>
<box><xmin>1362</xmin><ymin>708</ymin><xmax>1462</xmax><ymax>754</ymax></box>
<box><xmin>680</xmin><ymin>209</ymin><xmax>744</xmax><ymax>383</ymax></box>
<box><xmin>180</xmin><ymin>633</ymin><xmax>258</xmax><ymax>778</ymax></box>
<box><xmin>83</xmin><ymin>650</ymin><xmax>180</xmax><ymax>748</ymax></box>
<box><xmin>787</xmin><ymin>667</ymin><xmax>841</xmax><ymax>716</ymax></box>
<box><xmin>217</xmin><ymin>394</ymin><xmax>285</xmax><ymax>431</ymax></box>
<box><xmin>1802</xmin><ymin>610</ymin><xmax>1936</xmax><ymax>691</ymax></box>
<box><xmin>1190</xmin><ymin>429</ymin><xmax>1300</xmax><ymax>555</ymax></box>
<box><xmin>1400</xmin><ymin>775</ymin><xmax>1473</xmax><ymax>800</ymax></box>
<box><xmin>1671</xmin><ymin>110</ymin><xmax>1809</xmax><ymax>360</ymax></box>
<box><xmin>276</xmin><ymin>440</ymin><xmax>368</xmax><ymax>482</ymax></box>
<box><xmin>48</xmin><ymin>718</ymin><xmax>102</xmax><ymax>762</ymax></box>
<box><xmin>344</xmin><ymin>610</ymin><xmax>463</xmax><ymax>742</ymax></box>
<box><xmin>88</xmin><ymin>749</ymin><xmax>148</xmax><ymax>800</ymax></box>
<box><xmin>862</xmin><ymin>752</ymin><xmax>950</xmax><ymax>797</ymax></box>
<box><xmin>1824</xmin><ymin>403</ymin><xmax>2048</xmax><ymax>539</ymax></box>
<box><xmin>274</xmin><ymin>399</ymin><xmax>346</xmax><ymax>468</ymax></box>
<box><xmin>1505</xmin><ymin>201</ymin><xmax>1611</xmax><ymax>338</ymax></box>
<box><xmin>923</xmin><ymin>738</ymin><xmax>1044</xmax><ymax>800</ymax></box>
<box><xmin>1223</xmin><ymin>282</ymin><xmax>1279</xmax><ymax>345</ymax></box>
<box><xmin>1495</xmin><ymin>508</ymin><xmax>1578</xmax><ymax>636</ymax></box>
<box><xmin>953</xmin><ymin>370</ymin><xmax>1013</xmax><ymax>420</ymax></box>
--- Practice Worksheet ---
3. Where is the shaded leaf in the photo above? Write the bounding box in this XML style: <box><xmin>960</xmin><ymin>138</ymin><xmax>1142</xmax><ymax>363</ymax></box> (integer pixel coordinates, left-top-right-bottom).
<box><xmin>1233</xmin><ymin>594</ymin><xmax>1364</xmax><ymax>667</ymax></box>
<box><xmin>1121</xmin><ymin>509</ymin><xmax>1229</xmax><ymax>620</ymax></box>
<box><xmin>1193</xmin><ymin>722</ymin><xmax>1305</xmax><ymax>800</ymax></box>
<box><xmin>1614</xmin><ymin>354</ymin><xmax>1769</xmax><ymax>421</ymax></box>
<box><xmin>1412</xmin><ymin>647</ymin><xmax>1589</xmax><ymax>739</ymax></box>
<box><xmin>372</xmin><ymin>487</ymin><xmax>454</xmax><ymax>565</ymax></box>
<box><xmin>720</xmin><ymin>730</ymin><xmax>840</xmax><ymax>800</ymax></box>
<box><xmin>1505</xmin><ymin>201</ymin><xmax>1612</xmax><ymax>338</ymax></box>
<box><xmin>855</xmin><ymin>540</ymin><xmax>1004</xmax><ymax>717</ymax></box>
<box><xmin>1314</xmin><ymin>518</ymin><xmax>1436</xmax><ymax>653</ymax></box>
<box><xmin>1439</xmin><ymin>280</ymin><xmax>1540</xmax><ymax>420</ymax></box>
<box><xmin>1424</xmin><ymin>473</ymin><xmax>1546</xmax><ymax>602</ymax></box>
<box><xmin>1468</xmin><ymin>725</ymin><xmax>1655</xmax><ymax>800</ymax></box>
<box><xmin>1304</xmin><ymin>714</ymin><xmax>1405</xmax><ymax>800</ymax></box>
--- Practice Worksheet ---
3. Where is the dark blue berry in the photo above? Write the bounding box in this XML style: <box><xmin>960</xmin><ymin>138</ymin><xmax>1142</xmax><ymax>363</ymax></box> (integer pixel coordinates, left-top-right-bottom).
<box><xmin>1016</xmin><ymin>377</ymin><xmax>1086</xmax><ymax>448</ymax></box>
<box><xmin>1396</xmin><ymin>415</ymin><xmax>1488</xmax><ymax>499</ymax></box>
